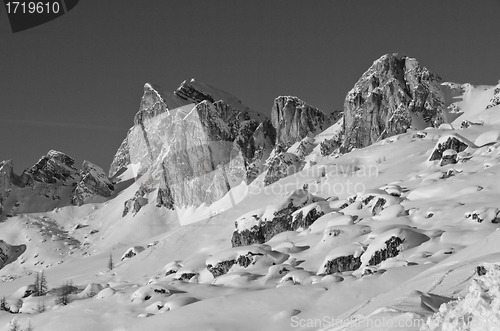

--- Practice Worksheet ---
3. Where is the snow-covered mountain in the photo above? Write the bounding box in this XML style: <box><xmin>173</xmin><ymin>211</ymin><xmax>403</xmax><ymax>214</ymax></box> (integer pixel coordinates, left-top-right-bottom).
<box><xmin>0</xmin><ymin>54</ymin><xmax>500</xmax><ymax>331</ymax></box>
<box><xmin>0</xmin><ymin>151</ymin><xmax>115</xmax><ymax>219</ymax></box>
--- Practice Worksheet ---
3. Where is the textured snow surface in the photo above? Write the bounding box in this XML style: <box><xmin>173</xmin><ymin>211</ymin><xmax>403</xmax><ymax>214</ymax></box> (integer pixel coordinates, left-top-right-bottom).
<box><xmin>422</xmin><ymin>262</ymin><xmax>500</xmax><ymax>331</ymax></box>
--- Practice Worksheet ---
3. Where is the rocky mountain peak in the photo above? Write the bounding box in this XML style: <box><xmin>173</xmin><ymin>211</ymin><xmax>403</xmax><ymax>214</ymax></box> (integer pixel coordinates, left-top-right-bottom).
<box><xmin>341</xmin><ymin>53</ymin><xmax>444</xmax><ymax>152</ymax></box>
<box><xmin>110</xmin><ymin>79</ymin><xmax>268</xmax><ymax>178</ymax></box>
<box><xmin>20</xmin><ymin>150</ymin><xmax>78</xmax><ymax>185</ymax></box>
<box><xmin>110</xmin><ymin>80</ymin><xmax>275</xmax><ymax>214</ymax></box>
<box><xmin>174</xmin><ymin>79</ymin><xmax>216</xmax><ymax>104</ymax></box>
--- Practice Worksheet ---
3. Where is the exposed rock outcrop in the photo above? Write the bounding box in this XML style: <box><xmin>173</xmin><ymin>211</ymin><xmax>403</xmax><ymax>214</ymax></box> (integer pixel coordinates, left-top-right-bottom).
<box><xmin>120</xmin><ymin>246</ymin><xmax>145</xmax><ymax>261</ymax></box>
<box><xmin>206</xmin><ymin>245</ymin><xmax>289</xmax><ymax>278</ymax></box>
<box><xmin>0</xmin><ymin>240</ymin><xmax>26</xmax><ymax>270</ymax></box>
<box><xmin>291</xmin><ymin>202</ymin><xmax>326</xmax><ymax>230</ymax></box>
<box><xmin>342</xmin><ymin>53</ymin><xmax>444</xmax><ymax>152</ymax></box>
<box><xmin>320</xmin><ymin>136</ymin><xmax>341</xmax><ymax>156</ymax></box>
<box><xmin>428</xmin><ymin>133</ymin><xmax>476</xmax><ymax>162</ymax></box>
<box><xmin>206</xmin><ymin>251</ymin><xmax>264</xmax><ymax>278</ymax></box>
<box><xmin>263</xmin><ymin>152</ymin><xmax>301</xmax><ymax>186</ymax></box>
<box><xmin>123</xmin><ymin>185</ymin><xmax>154</xmax><ymax>216</ymax></box>
<box><xmin>485</xmin><ymin>83</ymin><xmax>500</xmax><ymax>110</ymax></box>
<box><xmin>318</xmin><ymin>243</ymin><xmax>366</xmax><ymax>275</ymax></box>
<box><xmin>70</xmin><ymin>161</ymin><xmax>114</xmax><ymax>206</ymax></box>
<box><xmin>231</xmin><ymin>189</ymin><xmax>326</xmax><ymax>247</ymax></box>
<box><xmin>360</xmin><ymin>228</ymin><xmax>429</xmax><ymax>269</ymax></box>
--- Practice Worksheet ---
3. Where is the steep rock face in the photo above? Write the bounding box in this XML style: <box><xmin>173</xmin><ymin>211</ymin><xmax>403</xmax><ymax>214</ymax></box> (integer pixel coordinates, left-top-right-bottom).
<box><xmin>109</xmin><ymin>135</ymin><xmax>131</xmax><ymax>179</ymax></box>
<box><xmin>70</xmin><ymin>161</ymin><xmax>114</xmax><ymax>206</ymax></box>
<box><xmin>110</xmin><ymin>80</ymin><xmax>273</xmax><ymax>211</ymax></box>
<box><xmin>109</xmin><ymin>79</ymin><xmax>266</xmax><ymax>178</ymax></box>
<box><xmin>342</xmin><ymin>53</ymin><xmax>444</xmax><ymax>152</ymax></box>
<box><xmin>157</xmin><ymin>103</ymin><xmax>238</xmax><ymax>207</ymax></box>
<box><xmin>271</xmin><ymin>96</ymin><xmax>331</xmax><ymax>148</ymax></box>
<box><xmin>243</xmin><ymin>120</ymin><xmax>276</xmax><ymax>182</ymax></box>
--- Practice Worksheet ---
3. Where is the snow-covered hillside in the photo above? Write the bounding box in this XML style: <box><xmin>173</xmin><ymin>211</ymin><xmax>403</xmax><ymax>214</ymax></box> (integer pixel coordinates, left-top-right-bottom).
<box><xmin>1</xmin><ymin>56</ymin><xmax>500</xmax><ymax>331</ymax></box>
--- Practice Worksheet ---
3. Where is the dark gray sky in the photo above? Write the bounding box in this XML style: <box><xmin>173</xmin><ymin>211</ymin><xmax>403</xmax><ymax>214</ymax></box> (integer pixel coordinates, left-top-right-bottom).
<box><xmin>1</xmin><ymin>0</ymin><xmax>499</xmax><ymax>174</ymax></box>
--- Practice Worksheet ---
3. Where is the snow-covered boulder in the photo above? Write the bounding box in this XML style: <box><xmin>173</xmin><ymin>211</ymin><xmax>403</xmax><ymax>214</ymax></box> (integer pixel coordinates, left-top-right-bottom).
<box><xmin>120</xmin><ymin>246</ymin><xmax>145</xmax><ymax>261</ymax></box>
<box><xmin>163</xmin><ymin>261</ymin><xmax>182</xmax><ymax>276</ymax></box>
<box><xmin>291</xmin><ymin>201</ymin><xmax>333</xmax><ymax>230</ymax></box>
<box><xmin>95</xmin><ymin>287</ymin><xmax>115</xmax><ymax>299</ymax></box>
<box><xmin>318</xmin><ymin>243</ymin><xmax>366</xmax><ymax>275</ymax></box>
<box><xmin>205</xmin><ymin>245</ymin><xmax>288</xmax><ymax>278</ymax></box>
<box><xmin>279</xmin><ymin>270</ymin><xmax>317</xmax><ymax>285</ymax></box>
<box><xmin>428</xmin><ymin>133</ymin><xmax>477</xmax><ymax>162</ymax></box>
<box><xmin>474</xmin><ymin>130</ymin><xmax>500</xmax><ymax>147</ymax></box>
<box><xmin>158</xmin><ymin>297</ymin><xmax>199</xmax><ymax>312</ymax></box>
<box><xmin>360</xmin><ymin>227</ymin><xmax>429</xmax><ymax>268</ymax></box>
<box><xmin>4</xmin><ymin>298</ymin><xmax>23</xmax><ymax>313</ymax></box>
<box><xmin>440</xmin><ymin>149</ymin><xmax>458</xmax><ymax>166</ymax></box>
<box><xmin>464</xmin><ymin>207</ymin><xmax>500</xmax><ymax>223</ymax></box>
<box><xmin>11</xmin><ymin>284</ymin><xmax>36</xmax><ymax>299</ymax></box>
<box><xmin>231</xmin><ymin>189</ymin><xmax>325</xmax><ymax>247</ymax></box>
<box><xmin>355</xmin><ymin>190</ymin><xmax>403</xmax><ymax>216</ymax></box>
<box><xmin>77</xmin><ymin>283</ymin><xmax>104</xmax><ymax>298</ymax></box>
<box><xmin>130</xmin><ymin>285</ymin><xmax>171</xmax><ymax>303</ymax></box>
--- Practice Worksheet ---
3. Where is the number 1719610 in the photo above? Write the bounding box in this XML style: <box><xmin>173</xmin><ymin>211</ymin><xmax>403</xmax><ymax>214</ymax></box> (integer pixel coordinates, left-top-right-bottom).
<box><xmin>6</xmin><ymin>1</ymin><xmax>60</xmax><ymax>14</ymax></box>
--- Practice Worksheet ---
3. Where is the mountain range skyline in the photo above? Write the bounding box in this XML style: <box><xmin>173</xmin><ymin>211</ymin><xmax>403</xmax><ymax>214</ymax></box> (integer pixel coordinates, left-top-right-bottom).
<box><xmin>1</xmin><ymin>0</ymin><xmax>499</xmax><ymax>173</ymax></box>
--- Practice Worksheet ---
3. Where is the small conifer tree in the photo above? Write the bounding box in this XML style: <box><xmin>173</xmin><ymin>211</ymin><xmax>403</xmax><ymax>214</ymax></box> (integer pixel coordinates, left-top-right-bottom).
<box><xmin>108</xmin><ymin>253</ymin><xmax>114</xmax><ymax>271</ymax></box>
